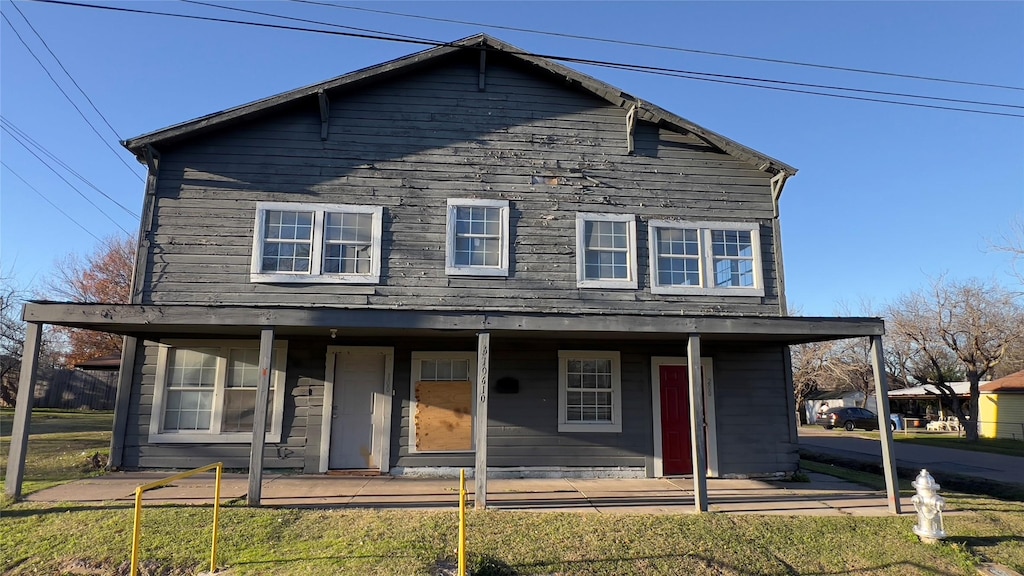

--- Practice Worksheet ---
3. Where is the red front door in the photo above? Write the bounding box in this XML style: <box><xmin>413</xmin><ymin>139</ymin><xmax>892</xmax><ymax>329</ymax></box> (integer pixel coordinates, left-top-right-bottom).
<box><xmin>660</xmin><ymin>365</ymin><xmax>693</xmax><ymax>475</ymax></box>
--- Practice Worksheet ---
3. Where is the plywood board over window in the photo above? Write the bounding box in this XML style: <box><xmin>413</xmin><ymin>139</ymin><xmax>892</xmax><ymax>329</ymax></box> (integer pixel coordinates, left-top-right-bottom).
<box><xmin>414</xmin><ymin>381</ymin><xmax>472</xmax><ymax>451</ymax></box>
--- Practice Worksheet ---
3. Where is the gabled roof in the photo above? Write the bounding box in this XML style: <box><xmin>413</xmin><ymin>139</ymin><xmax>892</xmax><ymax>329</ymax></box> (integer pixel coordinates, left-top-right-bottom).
<box><xmin>981</xmin><ymin>370</ymin><xmax>1024</xmax><ymax>393</ymax></box>
<box><xmin>122</xmin><ymin>34</ymin><xmax>796</xmax><ymax>177</ymax></box>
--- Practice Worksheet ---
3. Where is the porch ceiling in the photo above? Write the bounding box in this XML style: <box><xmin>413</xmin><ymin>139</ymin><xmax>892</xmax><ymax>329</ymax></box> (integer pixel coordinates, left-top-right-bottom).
<box><xmin>23</xmin><ymin>302</ymin><xmax>884</xmax><ymax>344</ymax></box>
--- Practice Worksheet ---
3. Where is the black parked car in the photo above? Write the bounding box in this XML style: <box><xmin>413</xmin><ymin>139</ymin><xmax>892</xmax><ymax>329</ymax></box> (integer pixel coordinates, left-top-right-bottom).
<box><xmin>816</xmin><ymin>406</ymin><xmax>878</xmax><ymax>431</ymax></box>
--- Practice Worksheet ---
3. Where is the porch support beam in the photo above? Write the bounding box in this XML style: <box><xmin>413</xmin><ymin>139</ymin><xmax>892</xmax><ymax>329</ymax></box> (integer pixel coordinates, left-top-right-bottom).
<box><xmin>474</xmin><ymin>332</ymin><xmax>490</xmax><ymax>509</ymax></box>
<box><xmin>687</xmin><ymin>334</ymin><xmax>708</xmax><ymax>513</ymax></box>
<box><xmin>5</xmin><ymin>321</ymin><xmax>42</xmax><ymax>499</ymax></box>
<box><xmin>108</xmin><ymin>336</ymin><xmax>137</xmax><ymax>469</ymax></box>
<box><xmin>870</xmin><ymin>335</ymin><xmax>901</xmax><ymax>514</ymax></box>
<box><xmin>247</xmin><ymin>327</ymin><xmax>275</xmax><ymax>506</ymax></box>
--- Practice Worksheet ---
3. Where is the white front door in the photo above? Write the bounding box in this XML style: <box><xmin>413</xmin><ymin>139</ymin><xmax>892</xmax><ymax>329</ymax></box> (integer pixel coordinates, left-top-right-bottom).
<box><xmin>322</xmin><ymin>347</ymin><xmax>393</xmax><ymax>472</ymax></box>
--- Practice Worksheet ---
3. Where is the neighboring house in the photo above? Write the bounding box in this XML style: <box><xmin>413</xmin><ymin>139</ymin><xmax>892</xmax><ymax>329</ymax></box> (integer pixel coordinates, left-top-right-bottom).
<box><xmin>805</xmin><ymin>390</ymin><xmax>865</xmax><ymax>425</ymax></box>
<box><xmin>9</xmin><ymin>35</ymin><xmax>895</xmax><ymax>509</ymax></box>
<box><xmin>980</xmin><ymin>371</ymin><xmax>1024</xmax><ymax>440</ymax></box>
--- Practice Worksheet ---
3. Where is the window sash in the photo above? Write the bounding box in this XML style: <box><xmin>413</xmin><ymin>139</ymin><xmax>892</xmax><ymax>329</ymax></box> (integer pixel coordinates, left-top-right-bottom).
<box><xmin>558</xmin><ymin>351</ymin><xmax>622</xmax><ymax>433</ymax></box>
<box><xmin>150</xmin><ymin>341</ymin><xmax>287</xmax><ymax>443</ymax></box>
<box><xmin>575</xmin><ymin>214</ymin><xmax>637</xmax><ymax>289</ymax></box>
<box><xmin>251</xmin><ymin>202</ymin><xmax>382</xmax><ymax>284</ymax></box>
<box><xmin>446</xmin><ymin>199</ymin><xmax>509</xmax><ymax>276</ymax></box>
<box><xmin>648</xmin><ymin>220</ymin><xmax>763</xmax><ymax>296</ymax></box>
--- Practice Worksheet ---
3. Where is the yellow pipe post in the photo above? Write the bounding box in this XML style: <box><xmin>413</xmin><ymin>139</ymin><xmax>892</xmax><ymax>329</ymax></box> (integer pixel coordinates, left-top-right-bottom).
<box><xmin>458</xmin><ymin>468</ymin><xmax>467</xmax><ymax>576</ymax></box>
<box><xmin>128</xmin><ymin>462</ymin><xmax>224</xmax><ymax>576</ymax></box>
<box><xmin>130</xmin><ymin>487</ymin><xmax>144</xmax><ymax>576</ymax></box>
<box><xmin>210</xmin><ymin>463</ymin><xmax>223</xmax><ymax>574</ymax></box>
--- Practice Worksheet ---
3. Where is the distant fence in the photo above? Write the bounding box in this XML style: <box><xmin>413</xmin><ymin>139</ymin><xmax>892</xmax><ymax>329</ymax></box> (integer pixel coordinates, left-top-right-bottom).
<box><xmin>1</xmin><ymin>368</ymin><xmax>118</xmax><ymax>410</ymax></box>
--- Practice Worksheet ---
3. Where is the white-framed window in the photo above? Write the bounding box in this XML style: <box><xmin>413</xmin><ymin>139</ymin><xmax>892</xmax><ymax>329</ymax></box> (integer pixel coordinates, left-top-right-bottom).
<box><xmin>575</xmin><ymin>213</ymin><xmax>638</xmax><ymax>289</ymax></box>
<box><xmin>149</xmin><ymin>340</ymin><xmax>287</xmax><ymax>443</ymax></box>
<box><xmin>445</xmin><ymin>199</ymin><xmax>510</xmax><ymax>276</ymax></box>
<box><xmin>409</xmin><ymin>352</ymin><xmax>477</xmax><ymax>453</ymax></box>
<box><xmin>647</xmin><ymin>220</ymin><xmax>764</xmax><ymax>296</ymax></box>
<box><xmin>250</xmin><ymin>201</ymin><xmax>383</xmax><ymax>284</ymax></box>
<box><xmin>558</xmin><ymin>350</ymin><xmax>622</xmax><ymax>433</ymax></box>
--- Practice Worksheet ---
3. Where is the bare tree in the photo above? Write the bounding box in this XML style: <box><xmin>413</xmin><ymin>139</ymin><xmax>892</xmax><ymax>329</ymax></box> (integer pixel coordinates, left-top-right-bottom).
<box><xmin>45</xmin><ymin>235</ymin><xmax>135</xmax><ymax>367</ymax></box>
<box><xmin>0</xmin><ymin>274</ymin><xmax>27</xmax><ymax>405</ymax></box>
<box><xmin>988</xmin><ymin>216</ymin><xmax>1024</xmax><ymax>288</ymax></box>
<box><xmin>887</xmin><ymin>276</ymin><xmax>1024</xmax><ymax>441</ymax></box>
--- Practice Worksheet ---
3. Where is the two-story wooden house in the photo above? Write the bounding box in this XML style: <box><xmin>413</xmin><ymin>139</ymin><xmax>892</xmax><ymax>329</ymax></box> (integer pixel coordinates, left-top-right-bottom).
<box><xmin>8</xmin><ymin>35</ymin><xmax>899</xmax><ymax>510</ymax></box>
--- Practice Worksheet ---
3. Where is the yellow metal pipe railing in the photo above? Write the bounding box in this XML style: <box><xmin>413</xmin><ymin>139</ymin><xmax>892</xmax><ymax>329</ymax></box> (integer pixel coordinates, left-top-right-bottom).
<box><xmin>130</xmin><ymin>462</ymin><xmax>224</xmax><ymax>576</ymax></box>
<box><xmin>458</xmin><ymin>468</ymin><xmax>467</xmax><ymax>576</ymax></box>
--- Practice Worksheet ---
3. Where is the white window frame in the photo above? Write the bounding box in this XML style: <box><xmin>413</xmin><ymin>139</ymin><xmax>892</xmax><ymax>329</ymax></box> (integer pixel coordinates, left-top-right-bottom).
<box><xmin>250</xmin><ymin>201</ymin><xmax>383</xmax><ymax>284</ymax></box>
<box><xmin>575</xmin><ymin>213</ymin><xmax>638</xmax><ymax>289</ymax></box>
<box><xmin>558</xmin><ymin>350</ymin><xmax>622</xmax><ymax>433</ymax></box>
<box><xmin>149</xmin><ymin>339</ymin><xmax>288</xmax><ymax>443</ymax></box>
<box><xmin>445</xmin><ymin>198</ymin><xmax>510</xmax><ymax>277</ymax></box>
<box><xmin>408</xmin><ymin>351</ymin><xmax>478</xmax><ymax>454</ymax></box>
<box><xmin>647</xmin><ymin>220</ymin><xmax>764</xmax><ymax>296</ymax></box>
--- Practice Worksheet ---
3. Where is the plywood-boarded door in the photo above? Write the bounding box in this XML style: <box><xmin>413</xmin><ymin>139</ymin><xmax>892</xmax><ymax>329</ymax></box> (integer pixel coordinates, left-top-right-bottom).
<box><xmin>328</xmin><ymin>348</ymin><xmax>391</xmax><ymax>470</ymax></box>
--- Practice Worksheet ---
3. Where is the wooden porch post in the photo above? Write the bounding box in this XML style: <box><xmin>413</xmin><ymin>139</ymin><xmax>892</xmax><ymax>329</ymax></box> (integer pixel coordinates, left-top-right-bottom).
<box><xmin>474</xmin><ymin>332</ymin><xmax>490</xmax><ymax>509</ymax></box>
<box><xmin>108</xmin><ymin>336</ymin><xmax>137</xmax><ymax>469</ymax></box>
<box><xmin>687</xmin><ymin>334</ymin><xmax>708</xmax><ymax>513</ymax></box>
<box><xmin>870</xmin><ymin>335</ymin><xmax>901</xmax><ymax>514</ymax></box>
<box><xmin>247</xmin><ymin>328</ymin><xmax>275</xmax><ymax>506</ymax></box>
<box><xmin>5</xmin><ymin>321</ymin><xmax>43</xmax><ymax>499</ymax></box>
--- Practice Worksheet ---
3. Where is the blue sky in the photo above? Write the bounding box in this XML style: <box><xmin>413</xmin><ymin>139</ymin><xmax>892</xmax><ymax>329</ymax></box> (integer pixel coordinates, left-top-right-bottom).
<box><xmin>1</xmin><ymin>1</ymin><xmax>1021</xmax><ymax>316</ymax></box>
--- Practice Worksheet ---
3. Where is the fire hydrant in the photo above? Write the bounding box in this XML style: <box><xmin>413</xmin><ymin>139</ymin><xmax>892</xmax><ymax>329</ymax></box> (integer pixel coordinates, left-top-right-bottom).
<box><xmin>911</xmin><ymin>469</ymin><xmax>946</xmax><ymax>543</ymax></box>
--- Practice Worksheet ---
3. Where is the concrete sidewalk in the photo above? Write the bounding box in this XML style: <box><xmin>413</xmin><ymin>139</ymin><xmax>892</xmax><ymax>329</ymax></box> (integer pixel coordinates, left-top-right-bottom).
<box><xmin>26</xmin><ymin>472</ymin><xmax>914</xmax><ymax>516</ymax></box>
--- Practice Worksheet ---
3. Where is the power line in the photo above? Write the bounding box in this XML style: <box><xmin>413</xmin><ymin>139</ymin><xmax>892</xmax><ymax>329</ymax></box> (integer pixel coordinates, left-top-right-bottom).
<box><xmin>196</xmin><ymin>0</ymin><xmax>1024</xmax><ymax>112</ymax></box>
<box><xmin>296</xmin><ymin>0</ymin><xmax>1024</xmax><ymax>93</ymax></box>
<box><xmin>0</xmin><ymin>10</ymin><xmax>145</xmax><ymax>182</ymax></box>
<box><xmin>9</xmin><ymin>1</ymin><xmax>127</xmax><ymax>141</ymax></box>
<box><xmin>179</xmin><ymin>0</ymin><xmax>437</xmax><ymax>45</ymax></box>
<box><xmin>1</xmin><ymin>123</ymin><xmax>133</xmax><ymax>235</ymax></box>
<box><xmin>1</xmin><ymin>160</ymin><xmax>103</xmax><ymax>242</ymax></box>
<box><xmin>28</xmin><ymin>0</ymin><xmax>1024</xmax><ymax>119</ymax></box>
<box><xmin>1</xmin><ymin>115</ymin><xmax>139</xmax><ymax>218</ymax></box>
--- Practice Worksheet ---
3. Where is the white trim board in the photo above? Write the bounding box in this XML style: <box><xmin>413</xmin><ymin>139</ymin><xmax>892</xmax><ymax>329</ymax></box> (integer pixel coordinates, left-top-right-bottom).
<box><xmin>650</xmin><ymin>356</ymin><xmax>718</xmax><ymax>478</ymax></box>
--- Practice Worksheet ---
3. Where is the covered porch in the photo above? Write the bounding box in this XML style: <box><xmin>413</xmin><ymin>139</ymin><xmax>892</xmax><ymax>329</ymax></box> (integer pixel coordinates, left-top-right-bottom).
<box><xmin>7</xmin><ymin>302</ymin><xmax>900</xmax><ymax>514</ymax></box>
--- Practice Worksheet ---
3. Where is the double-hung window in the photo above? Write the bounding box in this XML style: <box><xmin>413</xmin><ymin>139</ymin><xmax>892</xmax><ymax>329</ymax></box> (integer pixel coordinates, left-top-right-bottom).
<box><xmin>575</xmin><ymin>213</ymin><xmax>638</xmax><ymax>288</ymax></box>
<box><xmin>648</xmin><ymin>220</ymin><xmax>763</xmax><ymax>296</ymax></box>
<box><xmin>558</xmin><ymin>351</ymin><xmax>622</xmax><ymax>433</ymax></box>
<box><xmin>251</xmin><ymin>202</ymin><xmax>383</xmax><ymax>283</ymax></box>
<box><xmin>149</xmin><ymin>340</ymin><xmax>287</xmax><ymax>443</ymax></box>
<box><xmin>445</xmin><ymin>199</ymin><xmax>510</xmax><ymax>276</ymax></box>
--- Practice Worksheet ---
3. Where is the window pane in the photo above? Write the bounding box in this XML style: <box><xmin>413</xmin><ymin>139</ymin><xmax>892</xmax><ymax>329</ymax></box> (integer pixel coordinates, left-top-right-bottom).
<box><xmin>453</xmin><ymin>206</ymin><xmax>501</xmax><ymax>268</ymax></box>
<box><xmin>227</xmin><ymin>348</ymin><xmax>260</xmax><ymax>388</ymax></box>
<box><xmin>585</xmin><ymin>250</ymin><xmax>628</xmax><ymax>280</ymax></box>
<box><xmin>657</xmin><ymin>228</ymin><xmax>699</xmax><ymax>256</ymax></box>
<box><xmin>585</xmin><ymin>220</ymin><xmax>627</xmax><ymax>249</ymax></box>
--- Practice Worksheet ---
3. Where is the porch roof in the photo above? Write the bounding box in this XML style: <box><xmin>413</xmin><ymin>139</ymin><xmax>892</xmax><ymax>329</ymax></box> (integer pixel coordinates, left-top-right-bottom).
<box><xmin>22</xmin><ymin>301</ymin><xmax>883</xmax><ymax>344</ymax></box>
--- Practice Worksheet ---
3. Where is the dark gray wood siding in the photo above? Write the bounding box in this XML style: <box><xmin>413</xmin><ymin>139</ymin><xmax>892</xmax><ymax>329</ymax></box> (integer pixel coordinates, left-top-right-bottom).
<box><xmin>122</xmin><ymin>335</ymin><xmax>796</xmax><ymax>476</ymax></box>
<box><xmin>140</xmin><ymin>50</ymin><xmax>781</xmax><ymax>316</ymax></box>
<box><xmin>711</xmin><ymin>344</ymin><xmax>798</xmax><ymax>475</ymax></box>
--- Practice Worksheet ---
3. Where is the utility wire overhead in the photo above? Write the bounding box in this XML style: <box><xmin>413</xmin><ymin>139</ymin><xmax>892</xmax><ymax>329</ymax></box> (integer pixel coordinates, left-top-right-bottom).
<box><xmin>1</xmin><ymin>160</ymin><xmax>103</xmax><ymax>242</ymax></box>
<box><xmin>10</xmin><ymin>1</ymin><xmax>128</xmax><ymax>141</ymax></box>
<box><xmin>195</xmin><ymin>0</ymin><xmax>1023</xmax><ymax>112</ymax></box>
<box><xmin>1</xmin><ymin>116</ymin><xmax>139</xmax><ymax>218</ymax></box>
<box><xmin>0</xmin><ymin>10</ymin><xmax>144</xmax><ymax>182</ymax></box>
<box><xmin>27</xmin><ymin>0</ymin><xmax>1024</xmax><ymax>119</ymax></box>
<box><xmin>295</xmin><ymin>0</ymin><xmax>1024</xmax><ymax>92</ymax></box>
<box><xmin>1</xmin><ymin>124</ymin><xmax>133</xmax><ymax>235</ymax></box>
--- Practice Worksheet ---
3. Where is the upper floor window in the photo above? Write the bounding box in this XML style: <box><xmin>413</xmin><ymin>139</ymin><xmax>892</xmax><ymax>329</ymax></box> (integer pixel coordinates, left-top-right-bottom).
<box><xmin>575</xmin><ymin>213</ymin><xmax>638</xmax><ymax>289</ymax></box>
<box><xmin>446</xmin><ymin>199</ymin><xmax>510</xmax><ymax>276</ymax></box>
<box><xmin>250</xmin><ymin>202</ymin><xmax>382</xmax><ymax>284</ymax></box>
<box><xmin>149</xmin><ymin>340</ymin><xmax>288</xmax><ymax>443</ymax></box>
<box><xmin>648</xmin><ymin>220</ymin><xmax>764</xmax><ymax>296</ymax></box>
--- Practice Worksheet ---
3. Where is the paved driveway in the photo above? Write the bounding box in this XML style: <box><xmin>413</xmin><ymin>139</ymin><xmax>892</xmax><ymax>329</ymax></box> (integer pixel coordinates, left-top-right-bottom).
<box><xmin>799</xmin><ymin>428</ymin><xmax>1024</xmax><ymax>486</ymax></box>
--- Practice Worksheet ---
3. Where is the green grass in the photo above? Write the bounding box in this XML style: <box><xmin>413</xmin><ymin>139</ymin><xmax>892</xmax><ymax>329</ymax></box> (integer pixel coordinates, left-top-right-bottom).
<box><xmin>842</xmin><ymin>428</ymin><xmax>1024</xmax><ymax>458</ymax></box>
<box><xmin>0</xmin><ymin>409</ymin><xmax>112</xmax><ymax>502</ymax></box>
<box><xmin>2</xmin><ymin>412</ymin><xmax>1023</xmax><ymax>575</ymax></box>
